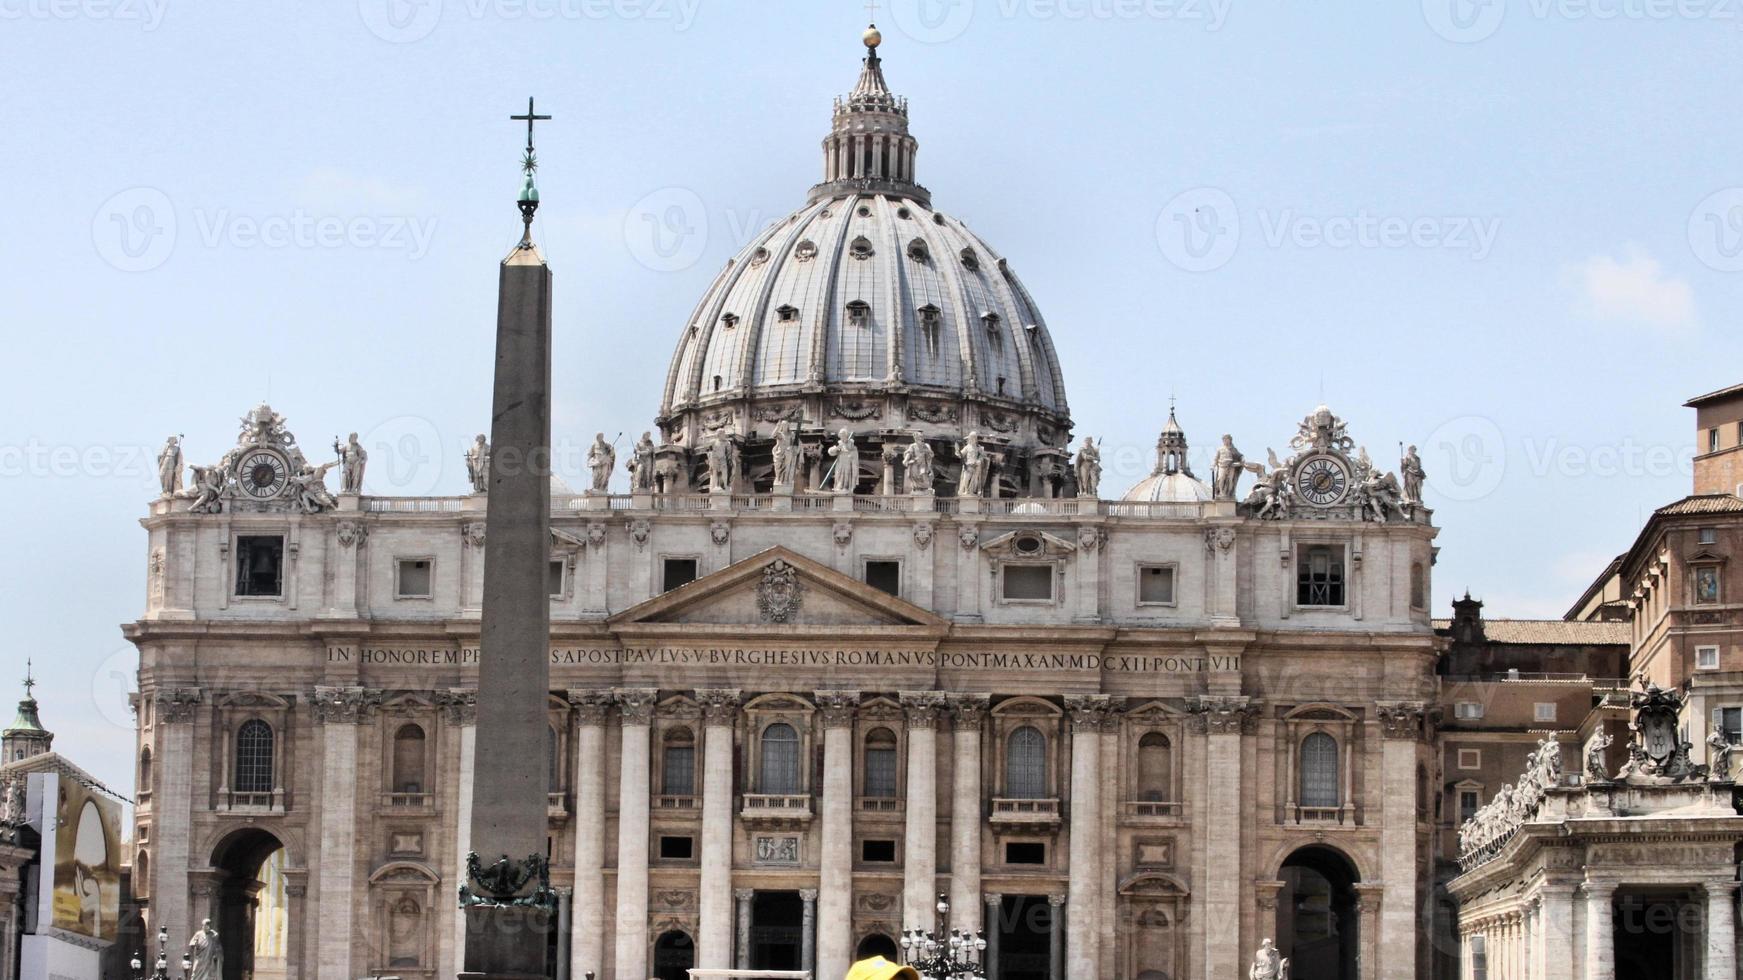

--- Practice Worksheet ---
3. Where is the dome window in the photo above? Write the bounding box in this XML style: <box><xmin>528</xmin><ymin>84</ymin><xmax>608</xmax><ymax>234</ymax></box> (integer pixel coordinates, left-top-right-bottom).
<box><xmin>749</xmin><ymin>247</ymin><xmax>771</xmax><ymax>267</ymax></box>
<box><xmin>849</xmin><ymin>236</ymin><xmax>875</xmax><ymax>261</ymax></box>
<box><xmin>918</xmin><ymin>305</ymin><xmax>942</xmax><ymax>356</ymax></box>
<box><xmin>932</xmin><ymin>213</ymin><xmax>946</xmax><ymax>226</ymax></box>
<box><xmin>776</xmin><ymin>304</ymin><xmax>799</xmax><ymax>323</ymax></box>
<box><xmin>981</xmin><ymin>312</ymin><xmax>1003</xmax><ymax>353</ymax></box>
<box><xmin>721</xmin><ymin>313</ymin><xmax>740</xmax><ymax>330</ymax></box>
<box><xmin>896</xmin><ymin>207</ymin><xmax>912</xmax><ymax>220</ymax></box>
<box><xmin>857</xmin><ymin>205</ymin><xmax>872</xmax><ymax>217</ymax></box>
<box><xmin>959</xmin><ymin>248</ymin><xmax>980</xmax><ymax>271</ymax></box>
<box><xmin>846</xmin><ymin>300</ymin><xmax>871</xmax><ymax>327</ymax></box>
<box><xmin>794</xmin><ymin>240</ymin><xmax>819</xmax><ymax>262</ymax></box>
<box><xmin>906</xmin><ymin>238</ymin><xmax>930</xmax><ymax>263</ymax></box>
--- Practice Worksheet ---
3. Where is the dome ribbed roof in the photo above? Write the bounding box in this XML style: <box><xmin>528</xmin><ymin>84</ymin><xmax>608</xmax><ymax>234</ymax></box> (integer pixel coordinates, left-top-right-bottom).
<box><xmin>1123</xmin><ymin>407</ymin><xmax>1211</xmax><ymax>502</ymax></box>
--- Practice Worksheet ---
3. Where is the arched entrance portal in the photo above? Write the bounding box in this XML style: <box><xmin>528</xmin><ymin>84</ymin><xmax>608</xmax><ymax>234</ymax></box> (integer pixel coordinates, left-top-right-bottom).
<box><xmin>856</xmin><ymin>933</ymin><xmax>900</xmax><ymax>961</ymax></box>
<box><xmin>209</xmin><ymin>828</ymin><xmax>289</xmax><ymax>980</ymax></box>
<box><xmin>1276</xmin><ymin>846</ymin><xmax>1359</xmax><ymax>980</ymax></box>
<box><xmin>652</xmin><ymin>930</ymin><xmax>695</xmax><ymax>980</ymax></box>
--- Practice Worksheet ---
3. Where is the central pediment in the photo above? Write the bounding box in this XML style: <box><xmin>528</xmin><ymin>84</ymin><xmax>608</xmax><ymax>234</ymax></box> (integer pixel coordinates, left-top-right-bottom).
<box><xmin>608</xmin><ymin>546</ymin><xmax>949</xmax><ymax>632</ymax></box>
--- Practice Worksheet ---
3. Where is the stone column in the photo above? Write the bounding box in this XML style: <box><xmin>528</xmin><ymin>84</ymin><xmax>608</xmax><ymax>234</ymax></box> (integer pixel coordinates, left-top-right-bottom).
<box><xmin>443</xmin><ymin>691</ymin><xmax>477</xmax><ymax>979</ymax></box>
<box><xmin>283</xmin><ymin>874</ymin><xmax>309</xmax><ymax>980</ymax></box>
<box><xmin>1583</xmin><ymin>880</ymin><xmax>1615</xmax><ymax>980</ymax></box>
<box><xmin>1064</xmin><ymin>696</ymin><xmax>1107</xmax><ymax>980</ymax></box>
<box><xmin>152</xmin><ymin>690</ymin><xmax>200</xmax><ymax>955</ymax></box>
<box><xmin>901</xmin><ymin>693</ymin><xmax>945</xmax><ymax>932</ymax></box>
<box><xmin>555</xmin><ymin>888</ymin><xmax>572</xmax><ymax>980</ymax></box>
<box><xmin>735</xmin><ymin>889</ymin><xmax>754</xmax><ymax>970</ymax></box>
<box><xmin>569</xmin><ymin>692</ymin><xmax>611</xmax><ymax>980</ymax></box>
<box><xmin>801</xmin><ymin>889</ymin><xmax>818</xmax><ymax>977</ymax></box>
<box><xmin>313</xmin><ymin>687</ymin><xmax>376</xmax><ymax>980</ymax></box>
<box><xmin>1710</xmin><ymin>882</ymin><xmax>1738</xmax><ymax>980</ymax></box>
<box><xmin>697</xmin><ymin>690</ymin><xmax>741</xmax><ymax>968</ymax></box>
<box><xmin>1540</xmin><ymin>881</ymin><xmax>1575</xmax><ymax>980</ymax></box>
<box><xmin>1047</xmin><ymin>894</ymin><xmax>1066</xmax><ymax>980</ymax></box>
<box><xmin>1352</xmin><ymin>883</ymin><xmax>1382</xmax><ymax>980</ymax></box>
<box><xmin>1376</xmin><ymin>701</ymin><xmax>1424</xmax><ymax>980</ymax></box>
<box><xmin>949</xmin><ymin>697</ymin><xmax>988</xmax><ymax>933</ymax></box>
<box><xmin>985</xmin><ymin>894</ymin><xmax>1002</xmax><ymax>980</ymax></box>
<box><xmin>1097</xmin><ymin>705</ymin><xmax>1122</xmax><ymax>978</ymax></box>
<box><xmin>1189</xmin><ymin>695</ymin><xmax>1250</xmax><ymax>979</ymax></box>
<box><xmin>613</xmin><ymin>689</ymin><xmax>658</xmax><ymax>980</ymax></box>
<box><xmin>816</xmin><ymin>692</ymin><xmax>859</xmax><ymax>980</ymax></box>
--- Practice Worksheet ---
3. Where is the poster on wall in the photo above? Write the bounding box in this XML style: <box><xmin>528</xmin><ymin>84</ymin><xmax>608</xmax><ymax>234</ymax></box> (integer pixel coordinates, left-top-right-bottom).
<box><xmin>30</xmin><ymin>772</ymin><xmax>123</xmax><ymax>944</ymax></box>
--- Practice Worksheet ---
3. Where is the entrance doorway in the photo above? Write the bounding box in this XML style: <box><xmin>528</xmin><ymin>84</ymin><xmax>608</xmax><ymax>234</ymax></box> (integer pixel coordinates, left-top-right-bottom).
<box><xmin>1614</xmin><ymin>889</ymin><xmax>1698</xmax><ymax>980</ymax></box>
<box><xmin>209</xmin><ymin>828</ymin><xmax>289</xmax><ymax>980</ymax></box>
<box><xmin>653</xmin><ymin>930</ymin><xmax>695</xmax><ymax>980</ymax></box>
<box><xmin>750</xmin><ymin>891</ymin><xmax>803</xmax><ymax>971</ymax></box>
<box><xmin>996</xmin><ymin>895</ymin><xmax>1052</xmax><ymax>980</ymax></box>
<box><xmin>1277</xmin><ymin>846</ymin><xmax>1359</xmax><ymax>980</ymax></box>
<box><xmin>856</xmin><ymin>933</ymin><xmax>900</xmax><ymax>961</ymax></box>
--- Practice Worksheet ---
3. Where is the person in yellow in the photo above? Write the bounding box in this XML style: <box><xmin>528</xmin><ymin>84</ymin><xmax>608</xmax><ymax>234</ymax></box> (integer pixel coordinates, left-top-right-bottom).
<box><xmin>844</xmin><ymin>955</ymin><xmax>921</xmax><ymax>980</ymax></box>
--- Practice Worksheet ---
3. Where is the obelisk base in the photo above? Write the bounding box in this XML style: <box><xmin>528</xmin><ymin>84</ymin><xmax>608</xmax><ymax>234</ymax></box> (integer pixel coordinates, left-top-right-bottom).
<box><xmin>461</xmin><ymin>906</ymin><xmax>553</xmax><ymax>980</ymax></box>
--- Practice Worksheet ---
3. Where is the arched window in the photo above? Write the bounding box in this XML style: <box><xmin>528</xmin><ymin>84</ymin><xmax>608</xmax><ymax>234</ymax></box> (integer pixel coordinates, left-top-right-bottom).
<box><xmin>1300</xmin><ymin>733</ymin><xmax>1340</xmax><ymax>808</ymax></box>
<box><xmin>759</xmin><ymin>723</ymin><xmax>801</xmax><ymax>795</ymax></box>
<box><xmin>392</xmin><ymin>724</ymin><xmax>426</xmax><ymax>793</ymax></box>
<box><xmin>1137</xmin><ymin>732</ymin><xmax>1172</xmax><ymax>802</ymax></box>
<box><xmin>139</xmin><ymin>747</ymin><xmax>153</xmax><ymax>795</ymax></box>
<box><xmin>662</xmin><ymin>728</ymin><xmax>696</xmax><ymax>797</ymax></box>
<box><xmin>1006</xmin><ymin>726</ymin><xmax>1046</xmax><ymax>799</ymax></box>
<box><xmin>548</xmin><ymin>726</ymin><xmax>561</xmax><ymax>793</ymax></box>
<box><xmin>235</xmin><ymin>720</ymin><xmax>274</xmax><ymax>793</ymax></box>
<box><xmin>863</xmin><ymin>727</ymin><xmax>898</xmax><ymax>798</ymax></box>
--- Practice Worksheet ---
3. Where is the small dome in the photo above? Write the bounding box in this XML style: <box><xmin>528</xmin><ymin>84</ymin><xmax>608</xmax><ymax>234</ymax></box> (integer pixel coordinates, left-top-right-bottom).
<box><xmin>1122</xmin><ymin>470</ymin><xmax>1211</xmax><ymax>504</ymax></box>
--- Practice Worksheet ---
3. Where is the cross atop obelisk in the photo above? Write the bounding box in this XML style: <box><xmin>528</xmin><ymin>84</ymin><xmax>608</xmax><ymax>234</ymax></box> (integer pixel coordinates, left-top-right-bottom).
<box><xmin>458</xmin><ymin>97</ymin><xmax>556</xmax><ymax>980</ymax></box>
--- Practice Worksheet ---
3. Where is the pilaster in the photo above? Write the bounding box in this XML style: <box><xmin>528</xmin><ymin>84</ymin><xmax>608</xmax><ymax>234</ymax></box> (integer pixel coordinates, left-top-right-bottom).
<box><xmin>816</xmin><ymin>690</ymin><xmax>859</xmax><ymax>980</ymax></box>
<box><xmin>1063</xmin><ymin>695</ymin><xmax>1107</xmax><ymax>980</ymax></box>
<box><xmin>948</xmin><ymin>695</ymin><xmax>988</xmax><ymax>933</ymax></box>
<box><xmin>697</xmin><ymin>689</ymin><xmax>741</xmax><ymax>968</ymax></box>
<box><xmin>900</xmin><ymin>692</ymin><xmax>945</xmax><ymax>932</ymax></box>
<box><xmin>1187</xmin><ymin>694</ymin><xmax>1252</xmax><ymax>979</ymax></box>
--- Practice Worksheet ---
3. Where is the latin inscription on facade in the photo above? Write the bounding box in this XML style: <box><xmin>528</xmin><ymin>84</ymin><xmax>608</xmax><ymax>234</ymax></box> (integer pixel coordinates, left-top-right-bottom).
<box><xmin>325</xmin><ymin>645</ymin><xmax>1239</xmax><ymax>674</ymax></box>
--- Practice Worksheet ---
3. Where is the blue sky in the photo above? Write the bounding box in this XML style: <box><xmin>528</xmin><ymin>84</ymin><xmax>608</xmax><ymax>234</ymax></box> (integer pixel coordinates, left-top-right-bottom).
<box><xmin>4</xmin><ymin>0</ymin><xmax>1741</xmax><ymax>791</ymax></box>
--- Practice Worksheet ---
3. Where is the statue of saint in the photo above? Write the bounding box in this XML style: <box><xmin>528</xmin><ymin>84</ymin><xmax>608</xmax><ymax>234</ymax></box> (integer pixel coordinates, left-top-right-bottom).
<box><xmin>706</xmin><ymin>439</ymin><xmax>733</xmax><ymax>493</ymax></box>
<box><xmin>157</xmin><ymin>436</ymin><xmax>183</xmax><ymax>496</ymax></box>
<box><xmin>957</xmin><ymin>431</ymin><xmax>990</xmax><ymax>497</ymax></box>
<box><xmin>1249</xmin><ymin>938</ymin><xmax>1288</xmax><ymax>980</ymax></box>
<box><xmin>629</xmin><ymin>432</ymin><xmax>657</xmax><ymax>491</ymax></box>
<box><xmin>1211</xmin><ymin>434</ymin><xmax>1246</xmax><ymax>500</ymax></box>
<box><xmin>827</xmin><ymin>428</ymin><xmax>859</xmax><ymax>493</ymax></box>
<box><xmin>1073</xmin><ymin>437</ymin><xmax>1102</xmax><ymax>498</ymax></box>
<box><xmin>771</xmin><ymin>421</ymin><xmax>797</xmax><ymax>487</ymax></box>
<box><xmin>334</xmin><ymin>432</ymin><xmax>367</xmax><ymax>493</ymax></box>
<box><xmin>1400</xmin><ymin>444</ymin><xmax>1426</xmax><ymax>505</ymax></box>
<box><xmin>186</xmin><ymin>918</ymin><xmax>222</xmax><ymax>980</ymax></box>
<box><xmin>587</xmin><ymin>433</ymin><xmax>616</xmax><ymax>493</ymax></box>
<box><xmin>465</xmin><ymin>435</ymin><xmax>490</xmax><ymax>494</ymax></box>
<box><xmin>902</xmin><ymin>433</ymin><xmax>935</xmax><ymax>495</ymax></box>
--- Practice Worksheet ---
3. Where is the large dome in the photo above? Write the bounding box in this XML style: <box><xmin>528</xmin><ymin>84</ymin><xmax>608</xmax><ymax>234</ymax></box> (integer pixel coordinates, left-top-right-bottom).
<box><xmin>651</xmin><ymin>29</ymin><xmax>1075</xmax><ymax>498</ymax></box>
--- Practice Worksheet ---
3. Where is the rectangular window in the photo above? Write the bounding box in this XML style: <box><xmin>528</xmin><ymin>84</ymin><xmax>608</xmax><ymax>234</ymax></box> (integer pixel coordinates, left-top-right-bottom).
<box><xmin>658</xmin><ymin>836</ymin><xmax>694</xmax><ymax>860</ymax></box>
<box><xmin>1534</xmin><ymin>703</ymin><xmax>1557</xmax><ymax>723</ymax></box>
<box><xmin>1296</xmin><ymin>545</ymin><xmax>1346</xmax><ymax>606</ymax></box>
<box><xmin>1457</xmin><ymin>748</ymin><xmax>1482</xmax><ymax>770</ymax></box>
<box><xmin>662</xmin><ymin>745</ymin><xmax>695</xmax><ymax>796</ymax></box>
<box><xmin>396</xmin><ymin>559</ymin><xmax>433</xmax><ymax>599</ymax></box>
<box><xmin>548</xmin><ymin>560</ymin><xmax>565</xmax><ymax>598</ymax></box>
<box><xmin>1711</xmin><ymin>428</ymin><xmax>1722</xmax><ymax>453</ymax></box>
<box><xmin>1695</xmin><ymin>566</ymin><xmax>1722</xmax><ymax>605</ymax></box>
<box><xmin>863</xmin><ymin>745</ymin><xmax>898</xmax><ymax>798</ymax></box>
<box><xmin>662</xmin><ymin>557</ymin><xmax>698</xmax><ymax>592</ymax></box>
<box><xmin>1459</xmin><ymin>790</ymin><xmax>1480</xmax><ymax>824</ymax></box>
<box><xmin>1005</xmin><ymin>842</ymin><xmax>1046</xmax><ymax>865</ymax></box>
<box><xmin>1455</xmin><ymin>702</ymin><xmax>1485</xmax><ymax>721</ymax></box>
<box><xmin>235</xmin><ymin>535</ymin><xmax>285</xmax><ymax>597</ymax></box>
<box><xmin>1701</xmin><ymin>527</ymin><xmax>1719</xmax><ymax>545</ymax></box>
<box><xmin>1002</xmin><ymin>564</ymin><xmax>1054</xmax><ymax>601</ymax></box>
<box><xmin>1137</xmin><ymin>565</ymin><xmax>1176</xmax><ymax>605</ymax></box>
<box><xmin>1714</xmin><ymin>707</ymin><xmax>1743</xmax><ymax>746</ymax></box>
<box><xmin>1698</xmin><ymin>645</ymin><xmax>1721</xmax><ymax>670</ymax></box>
<box><xmin>861</xmin><ymin>839</ymin><xmax>896</xmax><ymax>863</ymax></box>
<box><xmin>864</xmin><ymin>560</ymin><xmax>901</xmax><ymax>597</ymax></box>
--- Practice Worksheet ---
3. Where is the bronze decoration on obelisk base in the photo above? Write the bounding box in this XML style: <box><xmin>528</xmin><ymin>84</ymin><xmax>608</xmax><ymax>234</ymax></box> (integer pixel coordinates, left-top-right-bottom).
<box><xmin>457</xmin><ymin>97</ymin><xmax>556</xmax><ymax>980</ymax></box>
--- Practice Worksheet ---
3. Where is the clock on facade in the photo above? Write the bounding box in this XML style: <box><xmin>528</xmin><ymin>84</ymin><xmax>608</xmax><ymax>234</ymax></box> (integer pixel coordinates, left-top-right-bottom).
<box><xmin>237</xmin><ymin>449</ymin><xmax>290</xmax><ymax>499</ymax></box>
<box><xmin>1294</xmin><ymin>454</ymin><xmax>1350</xmax><ymax>506</ymax></box>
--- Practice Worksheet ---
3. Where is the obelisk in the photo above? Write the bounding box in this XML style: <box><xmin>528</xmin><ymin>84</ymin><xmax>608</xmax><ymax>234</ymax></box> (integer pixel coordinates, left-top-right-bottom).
<box><xmin>460</xmin><ymin>98</ymin><xmax>555</xmax><ymax>980</ymax></box>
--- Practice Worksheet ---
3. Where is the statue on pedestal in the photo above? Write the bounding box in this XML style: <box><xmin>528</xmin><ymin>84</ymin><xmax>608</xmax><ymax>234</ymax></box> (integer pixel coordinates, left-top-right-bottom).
<box><xmin>1211</xmin><ymin>434</ymin><xmax>1245</xmax><ymax>501</ymax></box>
<box><xmin>1586</xmin><ymin>732</ymin><xmax>1613</xmax><ymax>782</ymax></box>
<box><xmin>1073</xmin><ymin>437</ymin><xmax>1102</xmax><ymax>498</ymax></box>
<box><xmin>957</xmin><ymin>431</ymin><xmax>990</xmax><ymax>497</ymax></box>
<box><xmin>771</xmin><ymin>421</ymin><xmax>798</xmax><ymax>487</ymax></box>
<box><xmin>587</xmin><ymin>433</ymin><xmax>616</xmax><ymax>493</ymax></box>
<box><xmin>1710</xmin><ymin>732</ymin><xmax>1735</xmax><ymax>783</ymax></box>
<box><xmin>903</xmin><ymin>433</ymin><xmax>935</xmax><ymax>495</ymax></box>
<box><xmin>827</xmin><ymin>428</ymin><xmax>859</xmax><ymax>493</ymax></box>
<box><xmin>156</xmin><ymin>436</ymin><xmax>183</xmax><ymax>496</ymax></box>
<box><xmin>465</xmin><ymin>435</ymin><xmax>491</xmax><ymax>494</ymax></box>
<box><xmin>628</xmin><ymin>432</ymin><xmax>657</xmax><ymax>491</ymax></box>
<box><xmin>1249</xmin><ymin>938</ymin><xmax>1289</xmax><ymax>980</ymax></box>
<box><xmin>186</xmin><ymin>919</ymin><xmax>222</xmax><ymax>980</ymax></box>
<box><xmin>1400</xmin><ymin>444</ymin><xmax>1426</xmax><ymax>506</ymax></box>
<box><xmin>707</xmin><ymin>438</ymin><xmax>734</xmax><ymax>493</ymax></box>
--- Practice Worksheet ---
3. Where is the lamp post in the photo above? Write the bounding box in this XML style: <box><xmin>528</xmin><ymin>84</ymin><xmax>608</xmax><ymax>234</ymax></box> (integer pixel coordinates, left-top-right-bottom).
<box><xmin>130</xmin><ymin>926</ymin><xmax>192</xmax><ymax>980</ymax></box>
<box><xmin>900</xmin><ymin>893</ymin><xmax>988</xmax><ymax>980</ymax></box>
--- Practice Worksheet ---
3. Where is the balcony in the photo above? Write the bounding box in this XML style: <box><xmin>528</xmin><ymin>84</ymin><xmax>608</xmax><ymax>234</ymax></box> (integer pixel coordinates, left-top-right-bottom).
<box><xmin>1288</xmin><ymin>804</ymin><xmax>1358</xmax><ymax>826</ymax></box>
<box><xmin>381</xmin><ymin>792</ymin><xmax>433</xmax><ymax>810</ymax></box>
<box><xmin>218</xmin><ymin>789</ymin><xmax>284</xmax><ymax>813</ymax></box>
<box><xmin>990</xmin><ymin>797</ymin><xmax>1061</xmax><ymax>828</ymax></box>
<box><xmin>1121</xmin><ymin>800</ymin><xmax>1184</xmax><ymax>821</ymax></box>
<box><xmin>856</xmin><ymin>796</ymin><xmax>905</xmax><ymax>816</ymax></box>
<box><xmin>740</xmin><ymin>793</ymin><xmax>812</xmax><ymax>828</ymax></box>
<box><xmin>547</xmin><ymin>792</ymin><xmax>570</xmax><ymax>821</ymax></box>
<box><xmin>655</xmin><ymin>794</ymin><xmax>700</xmax><ymax>811</ymax></box>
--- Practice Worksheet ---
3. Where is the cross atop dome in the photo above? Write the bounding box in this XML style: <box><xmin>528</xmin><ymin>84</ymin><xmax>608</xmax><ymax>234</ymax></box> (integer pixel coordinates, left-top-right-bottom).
<box><xmin>3</xmin><ymin>656</ymin><xmax>52</xmax><ymax>763</ymax></box>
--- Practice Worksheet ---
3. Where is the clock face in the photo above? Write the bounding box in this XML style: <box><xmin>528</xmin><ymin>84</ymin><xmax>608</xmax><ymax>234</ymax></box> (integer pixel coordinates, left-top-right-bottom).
<box><xmin>237</xmin><ymin>450</ymin><xmax>290</xmax><ymax>499</ymax></box>
<box><xmin>1295</xmin><ymin>454</ymin><xmax>1350</xmax><ymax>506</ymax></box>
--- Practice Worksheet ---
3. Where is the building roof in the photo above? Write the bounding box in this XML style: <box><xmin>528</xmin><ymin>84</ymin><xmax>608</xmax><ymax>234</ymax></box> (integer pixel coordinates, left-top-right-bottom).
<box><xmin>1685</xmin><ymin>382</ymin><xmax>1743</xmax><ymax>407</ymax></box>
<box><xmin>1653</xmin><ymin>493</ymin><xmax>1743</xmax><ymax>516</ymax></box>
<box><xmin>1432</xmin><ymin>618</ymin><xmax>1631</xmax><ymax>645</ymax></box>
<box><xmin>0</xmin><ymin>751</ymin><xmax>130</xmax><ymax>805</ymax></box>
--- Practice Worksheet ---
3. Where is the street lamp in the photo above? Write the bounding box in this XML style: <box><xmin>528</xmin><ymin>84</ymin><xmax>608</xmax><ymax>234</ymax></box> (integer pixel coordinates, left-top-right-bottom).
<box><xmin>899</xmin><ymin>893</ymin><xmax>987</xmax><ymax>980</ymax></box>
<box><xmin>131</xmin><ymin>926</ymin><xmax>192</xmax><ymax>980</ymax></box>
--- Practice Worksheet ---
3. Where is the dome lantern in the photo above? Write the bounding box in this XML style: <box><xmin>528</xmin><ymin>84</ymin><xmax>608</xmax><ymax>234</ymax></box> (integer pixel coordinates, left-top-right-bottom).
<box><xmin>1122</xmin><ymin>406</ymin><xmax>1212</xmax><ymax>503</ymax></box>
<box><xmin>813</xmin><ymin>24</ymin><xmax>926</xmax><ymax>205</ymax></box>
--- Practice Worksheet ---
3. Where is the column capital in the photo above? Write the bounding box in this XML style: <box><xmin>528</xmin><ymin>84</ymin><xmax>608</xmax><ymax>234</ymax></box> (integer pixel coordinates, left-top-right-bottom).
<box><xmin>900</xmin><ymin>691</ymin><xmax>947</xmax><ymax>728</ymax></box>
<box><xmin>1375</xmin><ymin>700</ymin><xmax>1427</xmax><ymax>740</ymax></box>
<box><xmin>984</xmin><ymin>892</ymin><xmax>1003</xmax><ymax>905</ymax></box>
<box><xmin>152</xmin><ymin>687</ymin><xmax>204</xmax><ymax>724</ymax></box>
<box><xmin>1063</xmin><ymin>694</ymin><xmax>1110</xmax><ymax>730</ymax></box>
<box><xmin>948</xmin><ymin>694</ymin><xmax>990</xmax><ymax>730</ymax></box>
<box><xmin>734</xmin><ymin>888</ymin><xmax>755</xmax><ymax>901</ymax></box>
<box><xmin>697</xmin><ymin>688</ymin><xmax>742</xmax><ymax>725</ymax></box>
<box><xmin>437</xmin><ymin>688</ymin><xmax>477</xmax><ymax>725</ymax></box>
<box><xmin>311</xmin><ymin>685</ymin><xmax>384</xmax><ymax>724</ymax></box>
<box><xmin>800</xmin><ymin>889</ymin><xmax>819</xmax><ymax>903</ymax></box>
<box><xmin>1708</xmin><ymin>880</ymin><xmax>1741</xmax><ymax>898</ymax></box>
<box><xmin>614</xmin><ymin>688</ymin><xmax>660</xmax><ymax>725</ymax></box>
<box><xmin>816</xmin><ymin>691</ymin><xmax>860</xmax><ymax>729</ymax></box>
<box><xmin>1186</xmin><ymin>695</ymin><xmax>1254</xmax><ymax>735</ymax></box>
<box><xmin>1099</xmin><ymin>697</ymin><xmax>1127</xmax><ymax>733</ymax></box>
<box><xmin>1046</xmin><ymin>893</ymin><xmax>1066</xmax><ymax>907</ymax></box>
<box><xmin>567</xmin><ymin>689</ymin><xmax>613</xmax><ymax>725</ymax></box>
